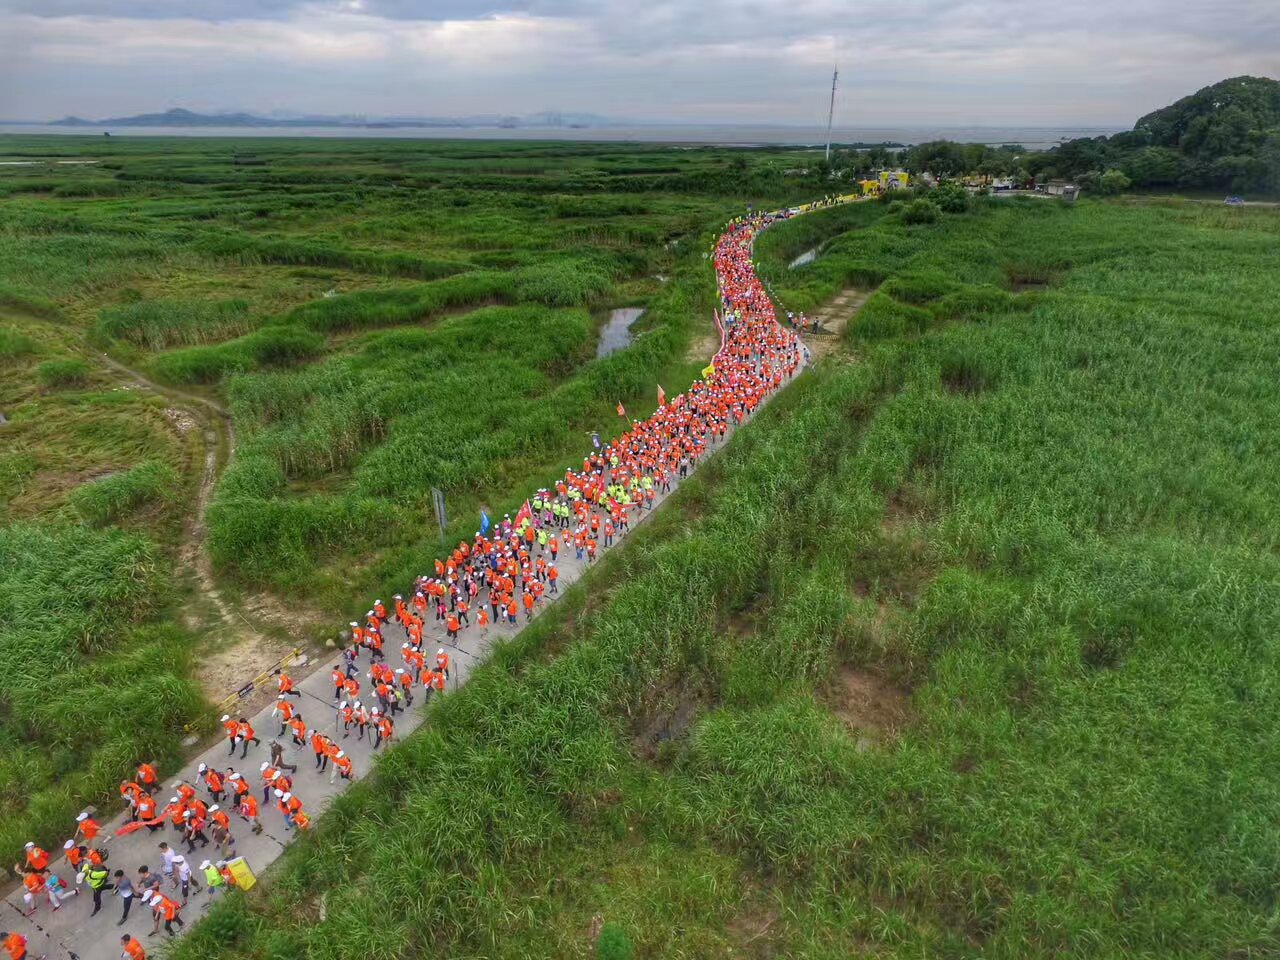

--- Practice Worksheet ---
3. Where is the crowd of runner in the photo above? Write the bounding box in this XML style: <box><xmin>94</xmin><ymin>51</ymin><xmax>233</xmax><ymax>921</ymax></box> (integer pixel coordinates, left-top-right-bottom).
<box><xmin>4</xmin><ymin>207</ymin><xmax>817</xmax><ymax>960</ymax></box>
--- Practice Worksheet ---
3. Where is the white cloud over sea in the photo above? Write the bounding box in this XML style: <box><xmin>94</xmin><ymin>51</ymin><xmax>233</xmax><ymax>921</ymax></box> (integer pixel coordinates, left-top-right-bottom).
<box><xmin>0</xmin><ymin>0</ymin><xmax>1276</xmax><ymax>124</ymax></box>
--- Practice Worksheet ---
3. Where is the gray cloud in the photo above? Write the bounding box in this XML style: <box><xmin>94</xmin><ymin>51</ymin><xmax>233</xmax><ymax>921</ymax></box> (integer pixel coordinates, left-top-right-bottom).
<box><xmin>0</xmin><ymin>0</ymin><xmax>1276</xmax><ymax>125</ymax></box>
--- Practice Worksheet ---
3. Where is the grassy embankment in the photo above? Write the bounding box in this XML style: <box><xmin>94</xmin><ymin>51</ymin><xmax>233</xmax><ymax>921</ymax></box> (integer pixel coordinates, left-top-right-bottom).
<box><xmin>173</xmin><ymin>196</ymin><xmax>1280</xmax><ymax>959</ymax></box>
<box><xmin>0</xmin><ymin>137</ymin><xmax>822</xmax><ymax>866</ymax></box>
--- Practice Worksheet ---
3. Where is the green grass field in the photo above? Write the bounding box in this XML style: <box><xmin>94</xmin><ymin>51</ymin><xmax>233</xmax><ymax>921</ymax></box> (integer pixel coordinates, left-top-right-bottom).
<box><xmin>0</xmin><ymin>136</ymin><xmax>823</xmax><ymax>870</ymax></box>
<box><xmin>5</xmin><ymin>135</ymin><xmax>1278</xmax><ymax>957</ymax></box>
<box><xmin>162</xmin><ymin>195</ymin><xmax>1280</xmax><ymax>959</ymax></box>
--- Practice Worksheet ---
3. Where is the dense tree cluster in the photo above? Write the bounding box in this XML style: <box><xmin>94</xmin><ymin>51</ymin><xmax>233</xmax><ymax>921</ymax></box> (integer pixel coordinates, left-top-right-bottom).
<box><xmin>814</xmin><ymin>77</ymin><xmax>1278</xmax><ymax>196</ymax></box>
<box><xmin>1028</xmin><ymin>76</ymin><xmax>1280</xmax><ymax>194</ymax></box>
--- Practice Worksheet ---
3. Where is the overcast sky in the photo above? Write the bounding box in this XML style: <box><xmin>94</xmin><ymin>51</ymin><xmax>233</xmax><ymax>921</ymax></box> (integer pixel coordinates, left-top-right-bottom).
<box><xmin>1</xmin><ymin>0</ymin><xmax>1276</xmax><ymax>126</ymax></box>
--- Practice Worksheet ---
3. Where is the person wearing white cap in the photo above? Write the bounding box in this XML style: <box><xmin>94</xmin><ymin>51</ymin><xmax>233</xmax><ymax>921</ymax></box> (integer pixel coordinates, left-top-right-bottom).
<box><xmin>220</xmin><ymin>713</ymin><xmax>238</xmax><ymax>755</ymax></box>
<box><xmin>272</xmin><ymin>694</ymin><xmax>292</xmax><ymax>737</ymax></box>
<box><xmin>277</xmin><ymin>790</ymin><xmax>301</xmax><ymax>831</ymax></box>
<box><xmin>394</xmin><ymin>667</ymin><xmax>414</xmax><ymax>708</ymax></box>
<box><xmin>199</xmin><ymin>859</ymin><xmax>225</xmax><ymax>897</ymax></box>
<box><xmin>328</xmin><ymin>748</ymin><xmax>352</xmax><ymax>784</ymax></box>
<box><xmin>22</xmin><ymin>840</ymin><xmax>50</xmax><ymax>873</ymax></box>
<box><xmin>172</xmin><ymin>854</ymin><xmax>199</xmax><ymax>905</ymax></box>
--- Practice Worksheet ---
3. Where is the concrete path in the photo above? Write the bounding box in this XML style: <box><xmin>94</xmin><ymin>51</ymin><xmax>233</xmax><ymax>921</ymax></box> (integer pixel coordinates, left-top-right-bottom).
<box><xmin>0</xmin><ymin>204</ymin><xmax>840</xmax><ymax>960</ymax></box>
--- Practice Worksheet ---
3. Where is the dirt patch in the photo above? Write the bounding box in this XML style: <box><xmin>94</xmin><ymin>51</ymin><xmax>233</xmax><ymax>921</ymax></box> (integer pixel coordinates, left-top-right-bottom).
<box><xmin>797</xmin><ymin>287</ymin><xmax>872</xmax><ymax>360</ymax></box>
<box><xmin>883</xmin><ymin>484</ymin><xmax>932</xmax><ymax>531</ymax></box>
<box><xmin>1003</xmin><ymin>264</ymin><xmax>1059</xmax><ymax>292</ymax></box>
<box><xmin>631</xmin><ymin>670</ymin><xmax>715</xmax><ymax>764</ymax></box>
<box><xmin>632</xmin><ymin>690</ymin><xmax>701</xmax><ymax>761</ymax></box>
<box><xmin>940</xmin><ymin>354</ymin><xmax>998</xmax><ymax>396</ymax></box>
<box><xmin>685</xmin><ymin>329</ymin><xmax>719</xmax><ymax>364</ymax></box>
<box><xmin>197</xmin><ymin>628</ymin><xmax>300</xmax><ymax>704</ymax></box>
<box><xmin>725</xmin><ymin>890</ymin><xmax>781</xmax><ymax>955</ymax></box>
<box><xmin>38</xmin><ymin>466</ymin><xmax>123</xmax><ymax>501</ymax></box>
<box><xmin>826</xmin><ymin>666</ymin><xmax>911</xmax><ymax>742</ymax></box>
<box><xmin>162</xmin><ymin>406</ymin><xmax>198</xmax><ymax>436</ymax></box>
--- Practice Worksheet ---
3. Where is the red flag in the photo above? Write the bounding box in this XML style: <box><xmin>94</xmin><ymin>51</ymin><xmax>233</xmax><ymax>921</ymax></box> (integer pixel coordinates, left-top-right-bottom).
<box><xmin>657</xmin><ymin>384</ymin><xmax>666</xmax><ymax>406</ymax></box>
<box><xmin>514</xmin><ymin>499</ymin><xmax>533</xmax><ymax>528</ymax></box>
<box><xmin>616</xmin><ymin>401</ymin><xmax>626</xmax><ymax>418</ymax></box>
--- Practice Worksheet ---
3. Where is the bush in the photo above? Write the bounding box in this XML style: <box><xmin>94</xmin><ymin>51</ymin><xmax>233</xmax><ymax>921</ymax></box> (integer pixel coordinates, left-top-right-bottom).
<box><xmin>901</xmin><ymin>198</ymin><xmax>941</xmax><ymax>225</ymax></box>
<box><xmin>149</xmin><ymin>325</ymin><xmax>323</xmax><ymax>384</ymax></box>
<box><xmin>597</xmin><ymin>923</ymin><xmax>634</xmax><ymax>960</ymax></box>
<box><xmin>932</xmin><ymin>180</ymin><xmax>972</xmax><ymax>213</ymax></box>
<box><xmin>285</xmin><ymin>272</ymin><xmax>515</xmax><ymax>334</ymax></box>
<box><xmin>196</xmin><ymin>233</ymin><xmax>469</xmax><ymax>280</ymax></box>
<box><xmin>0</xmin><ymin>327</ymin><xmax>36</xmax><ymax>362</ymax></box>
<box><xmin>515</xmin><ymin>260</ymin><xmax>614</xmax><ymax>306</ymax></box>
<box><xmin>882</xmin><ymin>271</ymin><xmax>957</xmax><ymax>304</ymax></box>
<box><xmin>69</xmin><ymin>461</ymin><xmax>179</xmax><ymax>526</ymax></box>
<box><xmin>35</xmin><ymin>358</ymin><xmax>90</xmax><ymax>387</ymax></box>
<box><xmin>1099</xmin><ymin>168</ymin><xmax>1133</xmax><ymax>195</ymax></box>
<box><xmin>95</xmin><ymin>298</ymin><xmax>256</xmax><ymax>350</ymax></box>
<box><xmin>846</xmin><ymin>291</ymin><xmax>934</xmax><ymax>343</ymax></box>
<box><xmin>0</xmin><ymin>523</ymin><xmax>200</xmax><ymax>862</ymax></box>
<box><xmin>245</xmin><ymin>326</ymin><xmax>325</xmax><ymax>365</ymax></box>
<box><xmin>51</xmin><ymin>179</ymin><xmax>130</xmax><ymax>198</ymax></box>
<box><xmin>931</xmin><ymin>285</ymin><xmax>1020</xmax><ymax>320</ymax></box>
<box><xmin>940</xmin><ymin>349</ymin><xmax>1000</xmax><ymax>395</ymax></box>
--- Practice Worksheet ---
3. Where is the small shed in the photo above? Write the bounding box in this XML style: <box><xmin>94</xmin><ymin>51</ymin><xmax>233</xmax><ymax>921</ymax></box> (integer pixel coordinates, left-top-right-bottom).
<box><xmin>1044</xmin><ymin>180</ymin><xmax>1081</xmax><ymax>201</ymax></box>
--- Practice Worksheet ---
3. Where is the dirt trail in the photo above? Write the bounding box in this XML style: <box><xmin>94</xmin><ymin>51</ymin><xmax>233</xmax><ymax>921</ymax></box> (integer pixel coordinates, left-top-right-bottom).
<box><xmin>794</xmin><ymin>286</ymin><xmax>872</xmax><ymax>360</ymax></box>
<box><xmin>93</xmin><ymin>352</ymin><xmax>300</xmax><ymax>694</ymax></box>
<box><xmin>95</xmin><ymin>352</ymin><xmax>233</xmax><ymax>606</ymax></box>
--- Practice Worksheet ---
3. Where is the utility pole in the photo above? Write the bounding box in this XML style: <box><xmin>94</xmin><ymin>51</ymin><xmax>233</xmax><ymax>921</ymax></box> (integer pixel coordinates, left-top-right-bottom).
<box><xmin>825</xmin><ymin>65</ymin><xmax>839</xmax><ymax>165</ymax></box>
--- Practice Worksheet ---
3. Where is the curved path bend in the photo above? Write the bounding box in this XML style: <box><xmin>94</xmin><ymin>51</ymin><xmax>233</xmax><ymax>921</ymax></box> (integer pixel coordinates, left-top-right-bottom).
<box><xmin>1</xmin><ymin>197</ymin><xmax>858</xmax><ymax>960</ymax></box>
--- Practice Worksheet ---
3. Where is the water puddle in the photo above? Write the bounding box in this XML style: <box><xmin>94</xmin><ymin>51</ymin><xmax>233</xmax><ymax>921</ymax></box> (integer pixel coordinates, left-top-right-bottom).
<box><xmin>596</xmin><ymin>307</ymin><xmax>644</xmax><ymax>358</ymax></box>
<box><xmin>789</xmin><ymin>248</ymin><xmax>819</xmax><ymax>269</ymax></box>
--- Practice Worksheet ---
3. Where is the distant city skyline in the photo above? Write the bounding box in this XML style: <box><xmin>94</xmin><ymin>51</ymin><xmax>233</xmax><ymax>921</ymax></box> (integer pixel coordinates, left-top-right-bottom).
<box><xmin>1</xmin><ymin>0</ymin><xmax>1276</xmax><ymax>126</ymax></box>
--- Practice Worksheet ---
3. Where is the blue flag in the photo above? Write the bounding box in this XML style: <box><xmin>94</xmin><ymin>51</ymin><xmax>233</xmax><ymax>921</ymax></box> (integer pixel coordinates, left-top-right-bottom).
<box><xmin>591</xmin><ymin>431</ymin><xmax>601</xmax><ymax>450</ymax></box>
<box><xmin>479</xmin><ymin>508</ymin><xmax>491</xmax><ymax>535</ymax></box>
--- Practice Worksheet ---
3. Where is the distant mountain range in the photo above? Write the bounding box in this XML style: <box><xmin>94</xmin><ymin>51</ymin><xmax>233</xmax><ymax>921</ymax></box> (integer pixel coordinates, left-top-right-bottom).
<box><xmin>47</xmin><ymin>107</ymin><xmax>618</xmax><ymax>129</ymax></box>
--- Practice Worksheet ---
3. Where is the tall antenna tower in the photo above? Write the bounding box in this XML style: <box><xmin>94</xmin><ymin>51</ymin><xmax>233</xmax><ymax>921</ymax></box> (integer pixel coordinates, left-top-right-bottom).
<box><xmin>824</xmin><ymin>65</ymin><xmax>839</xmax><ymax>164</ymax></box>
